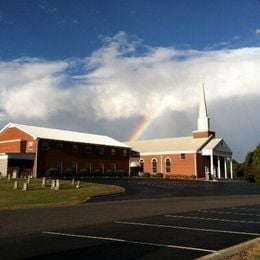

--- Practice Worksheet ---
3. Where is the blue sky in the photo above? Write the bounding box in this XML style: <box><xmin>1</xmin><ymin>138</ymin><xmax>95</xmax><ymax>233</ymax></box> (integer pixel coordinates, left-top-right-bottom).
<box><xmin>0</xmin><ymin>0</ymin><xmax>260</xmax><ymax>161</ymax></box>
<box><xmin>1</xmin><ymin>0</ymin><xmax>260</xmax><ymax>59</ymax></box>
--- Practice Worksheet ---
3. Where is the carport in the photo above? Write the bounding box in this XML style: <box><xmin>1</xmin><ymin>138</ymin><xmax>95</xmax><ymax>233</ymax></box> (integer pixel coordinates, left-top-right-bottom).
<box><xmin>0</xmin><ymin>153</ymin><xmax>34</xmax><ymax>178</ymax></box>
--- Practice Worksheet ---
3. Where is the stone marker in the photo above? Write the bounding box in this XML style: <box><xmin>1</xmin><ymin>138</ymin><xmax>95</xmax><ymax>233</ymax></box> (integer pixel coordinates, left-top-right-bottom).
<box><xmin>55</xmin><ymin>179</ymin><xmax>60</xmax><ymax>190</ymax></box>
<box><xmin>13</xmin><ymin>181</ymin><xmax>19</xmax><ymax>190</ymax></box>
<box><xmin>27</xmin><ymin>175</ymin><xmax>31</xmax><ymax>184</ymax></box>
<box><xmin>50</xmin><ymin>179</ymin><xmax>55</xmax><ymax>189</ymax></box>
<box><xmin>76</xmin><ymin>180</ymin><xmax>80</xmax><ymax>189</ymax></box>
<box><xmin>22</xmin><ymin>182</ymin><xmax>28</xmax><ymax>191</ymax></box>
<box><xmin>72</xmin><ymin>178</ymin><xmax>75</xmax><ymax>186</ymax></box>
<box><xmin>41</xmin><ymin>177</ymin><xmax>46</xmax><ymax>188</ymax></box>
<box><xmin>12</xmin><ymin>170</ymin><xmax>17</xmax><ymax>179</ymax></box>
<box><xmin>7</xmin><ymin>174</ymin><xmax>11</xmax><ymax>181</ymax></box>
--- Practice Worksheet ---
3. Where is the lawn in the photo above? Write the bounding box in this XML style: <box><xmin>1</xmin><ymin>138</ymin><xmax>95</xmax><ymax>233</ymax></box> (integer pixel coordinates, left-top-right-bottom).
<box><xmin>0</xmin><ymin>178</ymin><xmax>124</xmax><ymax>210</ymax></box>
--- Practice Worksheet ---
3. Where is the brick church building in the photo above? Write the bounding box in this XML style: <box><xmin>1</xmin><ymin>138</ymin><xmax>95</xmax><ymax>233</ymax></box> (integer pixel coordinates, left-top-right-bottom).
<box><xmin>0</xmin><ymin>123</ymin><xmax>130</xmax><ymax>178</ymax></box>
<box><xmin>127</xmin><ymin>84</ymin><xmax>233</xmax><ymax>179</ymax></box>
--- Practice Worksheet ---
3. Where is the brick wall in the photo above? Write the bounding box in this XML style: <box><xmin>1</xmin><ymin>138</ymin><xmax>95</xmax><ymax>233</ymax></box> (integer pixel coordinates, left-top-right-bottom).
<box><xmin>36</xmin><ymin>139</ymin><xmax>130</xmax><ymax>177</ymax></box>
<box><xmin>140</xmin><ymin>153</ymin><xmax>196</xmax><ymax>177</ymax></box>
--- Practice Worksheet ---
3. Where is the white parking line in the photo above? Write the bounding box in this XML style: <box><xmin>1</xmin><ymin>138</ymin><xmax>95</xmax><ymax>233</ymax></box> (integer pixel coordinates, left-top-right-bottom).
<box><xmin>114</xmin><ymin>221</ymin><xmax>260</xmax><ymax>236</ymax></box>
<box><xmin>231</xmin><ymin>207</ymin><xmax>260</xmax><ymax>211</ymax></box>
<box><xmin>43</xmin><ymin>231</ymin><xmax>216</xmax><ymax>253</ymax></box>
<box><xmin>165</xmin><ymin>215</ymin><xmax>260</xmax><ymax>224</ymax></box>
<box><xmin>198</xmin><ymin>210</ymin><xmax>260</xmax><ymax>217</ymax></box>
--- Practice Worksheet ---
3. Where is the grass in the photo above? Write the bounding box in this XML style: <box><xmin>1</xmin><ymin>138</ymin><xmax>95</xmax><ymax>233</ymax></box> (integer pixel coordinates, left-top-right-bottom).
<box><xmin>0</xmin><ymin>177</ymin><xmax>124</xmax><ymax>210</ymax></box>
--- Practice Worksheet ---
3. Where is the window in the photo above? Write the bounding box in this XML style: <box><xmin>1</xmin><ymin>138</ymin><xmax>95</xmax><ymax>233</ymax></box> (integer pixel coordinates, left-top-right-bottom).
<box><xmin>42</xmin><ymin>142</ymin><xmax>49</xmax><ymax>151</ymax></box>
<box><xmin>111</xmin><ymin>148</ymin><xmax>116</xmax><ymax>156</ymax></box>
<box><xmin>71</xmin><ymin>161</ymin><xmax>78</xmax><ymax>174</ymax></box>
<box><xmin>86</xmin><ymin>146</ymin><xmax>92</xmax><ymax>154</ymax></box>
<box><xmin>180</xmin><ymin>153</ymin><xmax>186</xmax><ymax>160</ymax></box>
<box><xmin>165</xmin><ymin>158</ymin><xmax>171</xmax><ymax>173</ymax></box>
<box><xmin>72</xmin><ymin>144</ymin><xmax>78</xmax><ymax>153</ymax></box>
<box><xmin>27</xmin><ymin>142</ymin><xmax>33</xmax><ymax>151</ymax></box>
<box><xmin>86</xmin><ymin>161</ymin><xmax>92</xmax><ymax>174</ymax></box>
<box><xmin>111</xmin><ymin>163</ymin><xmax>116</xmax><ymax>173</ymax></box>
<box><xmin>99</xmin><ymin>147</ymin><xmax>105</xmax><ymax>155</ymax></box>
<box><xmin>55</xmin><ymin>161</ymin><xmax>63</xmax><ymax>174</ymax></box>
<box><xmin>152</xmin><ymin>159</ymin><xmax>157</xmax><ymax>173</ymax></box>
<box><xmin>139</xmin><ymin>159</ymin><xmax>144</xmax><ymax>172</ymax></box>
<box><xmin>99</xmin><ymin>163</ymin><xmax>104</xmax><ymax>174</ymax></box>
<box><xmin>123</xmin><ymin>149</ymin><xmax>128</xmax><ymax>157</ymax></box>
<box><xmin>56</xmin><ymin>143</ymin><xmax>63</xmax><ymax>151</ymax></box>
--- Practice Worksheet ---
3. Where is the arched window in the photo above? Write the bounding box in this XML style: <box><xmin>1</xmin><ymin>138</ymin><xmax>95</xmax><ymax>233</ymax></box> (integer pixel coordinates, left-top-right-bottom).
<box><xmin>152</xmin><ymin>159</ymin><xmax>157</xmax><ymax>173</ymax></box>
<box><xmin>165</xmin><ymin>158</ymin><xmax>171</xmax><ymax>173</ymax></box>
<box><xmin>139</xmin><ymin>159</ymin><xmax>144</xmax><ymax>172</ymax></box>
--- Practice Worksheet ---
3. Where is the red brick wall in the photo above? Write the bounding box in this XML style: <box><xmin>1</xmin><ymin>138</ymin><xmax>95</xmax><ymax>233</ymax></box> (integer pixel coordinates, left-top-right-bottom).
<box><xmin>0</xmin><ymin>127</ymin><xmax>36</xmax><ymax>153</ymax></box>
<box><xmin>140</xmin><ymin>153</ymin><xmax>196</xmax><ymax>177</ymax></box>
<box><xmin>193</xmin><ymin>131</ymin><xmax>215</xmax><ymax>138</ymax></box>
<box><xmin>36</xmin><ymin>139</ymin><xmax>130</xmax><ymax>177</ymax></box>
<box><xmin>196</xmin><ymin>153</ymin><xmax>210</xmax><ymax>178</ymax></box>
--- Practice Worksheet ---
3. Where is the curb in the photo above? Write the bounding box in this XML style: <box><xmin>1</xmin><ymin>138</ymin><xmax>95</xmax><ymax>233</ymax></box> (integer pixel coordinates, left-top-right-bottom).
<box><xmin>197</xmin><ymin>237</ymin><xmax>260</xmax><ymax>260</ymax></box>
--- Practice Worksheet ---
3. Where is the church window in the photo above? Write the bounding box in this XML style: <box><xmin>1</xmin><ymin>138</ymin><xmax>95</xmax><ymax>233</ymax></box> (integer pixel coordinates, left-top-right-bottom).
<box><xmin>42</xmin><ymin>142</ymin><xmax>49</xmax><ymax>151</ymax></box>
<box><xmin>165</xmin><ymin>158</ymin><xmax>171</xmax><ymax>172</ymax></box>
<box><xmin>152</xmin><ymin>159</ymin><xmax>157</xmax><ymax>173</ymax></box>
<box><xmin>180</xmin><ymin>153</ymin><xmax>186</xmax><ymax>160</ymax></box>
<box><xmin>139</xmin><ymin>159</ymin><xmax>144</xmax><ymax>172</ymax></box>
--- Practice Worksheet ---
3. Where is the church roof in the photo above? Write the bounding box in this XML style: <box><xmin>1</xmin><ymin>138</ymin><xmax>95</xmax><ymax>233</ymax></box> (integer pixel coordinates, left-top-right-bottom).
<box><xmin>1</xmin><ymin>123</ymin><xmax>129</xmax><ymax>148</ymax></box>
<box><xmin>126</xmin><ymin>136</ymin><xmax>211</xmax><ymax>154</ymax></box>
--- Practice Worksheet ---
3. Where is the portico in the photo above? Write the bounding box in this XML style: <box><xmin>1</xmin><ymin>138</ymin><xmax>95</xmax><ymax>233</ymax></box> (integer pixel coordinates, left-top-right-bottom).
<box><xmin>202</xmin><ymin>138</ymin><xmax>233</xmax><ymax>179</ymax></box>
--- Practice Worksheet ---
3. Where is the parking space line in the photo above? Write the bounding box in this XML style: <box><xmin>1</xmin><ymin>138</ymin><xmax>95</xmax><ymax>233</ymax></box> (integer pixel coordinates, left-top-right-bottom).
<box><xmin>198</xmin><ymin>210</ymin><xmax>260</xmax><ymax>217</ymax></box>
<box><xmin>114</xmin><ymin>221</ymin><xmax>260</xmax><ymax>236</ymax></box>
<box><xmin>165</xmin><ymin>215</ymin><xmax>260</xmax><ymax>224</ymax></box>
<box><xmin>43</xmin><ymin>231</ymin><xmax>216</xmax><ymax>253</ymax></box>
<box><xmin>231</xmin><ymin>207</ymin><xmax>260</xmax><ymax>211</ymax></box>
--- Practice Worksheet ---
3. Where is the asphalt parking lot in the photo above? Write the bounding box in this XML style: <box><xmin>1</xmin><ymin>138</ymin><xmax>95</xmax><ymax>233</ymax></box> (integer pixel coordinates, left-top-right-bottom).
<box><xmin>1</xmin><ymin>178</ymin><xmax>259</xmax><ymax>259</ymax></box>
<box><xmin>86</xmin><ymin>177</ymin><xmax>260</xmax><ymax>202</ymax></box>
<box><xmin>1</xmin><ymin>204</ymin><xmax>259</xmax><ymax>259</ymax></box>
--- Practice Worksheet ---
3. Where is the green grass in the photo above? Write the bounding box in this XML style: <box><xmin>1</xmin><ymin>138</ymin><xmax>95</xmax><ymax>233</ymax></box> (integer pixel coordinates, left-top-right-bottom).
<box><xmin>0</xmin><ymin>178</ymin><xmax>124</xmax><ymax>210</ymax></box>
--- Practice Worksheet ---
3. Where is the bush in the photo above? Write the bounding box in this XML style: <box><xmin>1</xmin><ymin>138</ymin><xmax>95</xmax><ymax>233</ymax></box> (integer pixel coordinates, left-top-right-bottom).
<box><xmin>246</xmin><ymin>174</ymin><xmax>256</xmax><ymax>183</ymax></box>
<box><xmin>45</xmin><ymin>168</ymin><xmax>59</xmax><ymax>178</ymax></box>
<box><xmin>63</xmin><ymin>168</ymin><xmax>75</xmax><ymax>177</ymax></box>
<box><xmin>117</xmin><ymin>170</ymin><xmax>128</xmax><ymax>176</ymax></box>
<box><xmin>140</xmin><ymin>172</ymin><xmax>150</xmax><ymax>178</ymax></box>
<box><xmin>154</xmin><ymin>172</ymin><xmax>163</xmax><ymax>178</ymax></box>
<box><xmin>79</xmin><ymin>169</ymin><xmax>90</xmax><ymax>177</ymax></box>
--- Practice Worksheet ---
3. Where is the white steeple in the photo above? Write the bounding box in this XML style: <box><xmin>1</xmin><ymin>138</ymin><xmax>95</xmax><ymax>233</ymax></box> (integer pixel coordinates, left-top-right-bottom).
<box><xmin>197</xmin><ymin>81</ymin><xmax>210</xmax><ymax>131</ymax></box>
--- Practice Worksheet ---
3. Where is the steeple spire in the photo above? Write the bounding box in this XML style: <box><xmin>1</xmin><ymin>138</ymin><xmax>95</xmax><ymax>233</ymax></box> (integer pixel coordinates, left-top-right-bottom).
<box><xmin>197</xmin><ymin>81</ymin><xmax>210</xmax><ymax>131</ymax></box>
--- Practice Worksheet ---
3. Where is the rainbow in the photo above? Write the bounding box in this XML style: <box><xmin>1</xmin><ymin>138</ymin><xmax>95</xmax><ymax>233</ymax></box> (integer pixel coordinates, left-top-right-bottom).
<box><xmin>129</xmin><ymin>104</ymin><xmax>168</xmax><ymax>142</ymax></box>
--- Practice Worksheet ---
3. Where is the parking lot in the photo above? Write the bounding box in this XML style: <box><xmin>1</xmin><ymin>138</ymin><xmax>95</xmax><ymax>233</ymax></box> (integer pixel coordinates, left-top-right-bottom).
<box><xmin>1</xmin><ymin>178</ymin><xmax>259</xmax><ymax>259</ymax></box>
<box><xmin>1</xmin><ymin>204</ymin><xmax>257</xmax><ymax>259</ymax></box>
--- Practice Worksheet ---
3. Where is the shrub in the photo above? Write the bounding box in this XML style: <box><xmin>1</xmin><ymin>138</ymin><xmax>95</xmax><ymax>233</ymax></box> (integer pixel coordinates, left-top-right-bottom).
<box><xmin>79</xmin><ymin>169</ymin><xmax>90</xmax><ymax>177</ymax></box>
<box><xmin>63</xmin><ymin>168</ymin><xmax>75</xmax><ymax>177</ymax></box>
<box><xmin>246</xmin><ymin>174</ymin><xmax>256</xmax><ymax>183</ymax></box>
<box><xmin>140</xmin><ymin>172</ymin><xmax>150</xmax><ymax>178</ymax></box>
<box><xmin>45</xmin><ymin>168</ymin><xmax>59</xmax><ymax>178</ymax></box>
<box><xmin>154</xmin><ymin>172</ymin><xmax>163</xmax><ymax>178</ymax></box>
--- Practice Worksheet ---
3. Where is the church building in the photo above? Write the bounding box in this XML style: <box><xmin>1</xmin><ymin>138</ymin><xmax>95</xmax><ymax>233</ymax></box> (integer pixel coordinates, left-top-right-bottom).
<box><xmin>127</xmin><ymin>84</ymin><xmax>233</xmax><ymax>179</ymax></box>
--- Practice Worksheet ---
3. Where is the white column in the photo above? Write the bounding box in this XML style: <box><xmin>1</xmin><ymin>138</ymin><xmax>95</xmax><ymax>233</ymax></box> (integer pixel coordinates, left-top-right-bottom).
<box><xmin>210</xmin><ymin>153</ymin><xmax>214</xmax><ymax>178</ymax></box>
<box><xmin>217</xmin><ymin>156</ymin><xmax>221</xmax><ymax>179</ymax></box>
<box><xmin>224</xmin><ymin>158</ymin><xmax>227</xmax><ymax>179</ymax></box>
<box><xmin>160</xmin><ymin>154</ymin><xmax>163</xmax><ymax>173</ymax></box>
<box><xmin>230</xmin><ymin>158</ymin><xmax>233</xmax><ymax>179</ymax></box>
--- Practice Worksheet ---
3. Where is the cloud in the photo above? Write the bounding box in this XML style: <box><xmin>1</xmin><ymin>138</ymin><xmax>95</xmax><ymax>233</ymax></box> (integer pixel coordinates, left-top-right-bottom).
<box><xmin>256</xmin><ymin>28</ymin><xmax>260</xmax><ymax>35</ymax></box>
<box><xmin>0</xmin><ymin>32</ymin><xmax>259</xmax><ymax>160</ymax></box>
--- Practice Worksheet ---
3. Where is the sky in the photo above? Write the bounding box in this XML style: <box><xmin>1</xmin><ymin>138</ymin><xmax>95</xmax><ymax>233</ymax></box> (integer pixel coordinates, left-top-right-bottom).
<box><xmin>0</xmin><ymin>0</ymin><xmax>260</xmax><ymax>161</ymax></box>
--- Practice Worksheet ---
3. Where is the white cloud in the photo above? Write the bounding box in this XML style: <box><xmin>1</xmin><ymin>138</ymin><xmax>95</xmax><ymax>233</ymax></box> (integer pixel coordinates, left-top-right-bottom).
<box><xmin>0</xmin><ymin>32</ymin><xmax>259</xmax><ymax>160</ymax></box>
<box><xmin>256</xmin><ymin>28</ymin><xmax>260</xmax><ymax>35</ymax></box>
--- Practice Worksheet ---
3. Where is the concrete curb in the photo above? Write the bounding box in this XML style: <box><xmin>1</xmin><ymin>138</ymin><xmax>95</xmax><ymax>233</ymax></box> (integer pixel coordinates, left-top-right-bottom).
<box><xmin>197</xmin><ymin>237</ymin><xmax>260</xmax><ymax>260</ymax></box>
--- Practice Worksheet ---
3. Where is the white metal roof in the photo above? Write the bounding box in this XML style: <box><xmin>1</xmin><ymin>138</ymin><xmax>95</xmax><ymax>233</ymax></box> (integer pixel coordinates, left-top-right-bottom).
<box><xmin>127</xmin><ymin>136</ymin><xmax>211</xmax><ymax>154</ymax></box>
<box><xmin>2</xmin><ymin>123</ymin><xmax>129</xmax><ymax>148</ymax></box>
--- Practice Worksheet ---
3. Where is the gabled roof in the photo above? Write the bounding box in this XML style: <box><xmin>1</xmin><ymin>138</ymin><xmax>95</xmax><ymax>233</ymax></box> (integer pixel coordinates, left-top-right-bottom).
<box><xmin>126</xmin><ymin>136</ymin><xmax>211</xmax><ymax>155</ymax></box>
<box><xmin>1</xmin><ymin>123</ymin><xmax>129</xmax><ymax>148</ymax></box>
<box><xmin>202</xmin><ymin>138</ymin><xmax>232</xmax><ymax>156</ymax></box>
